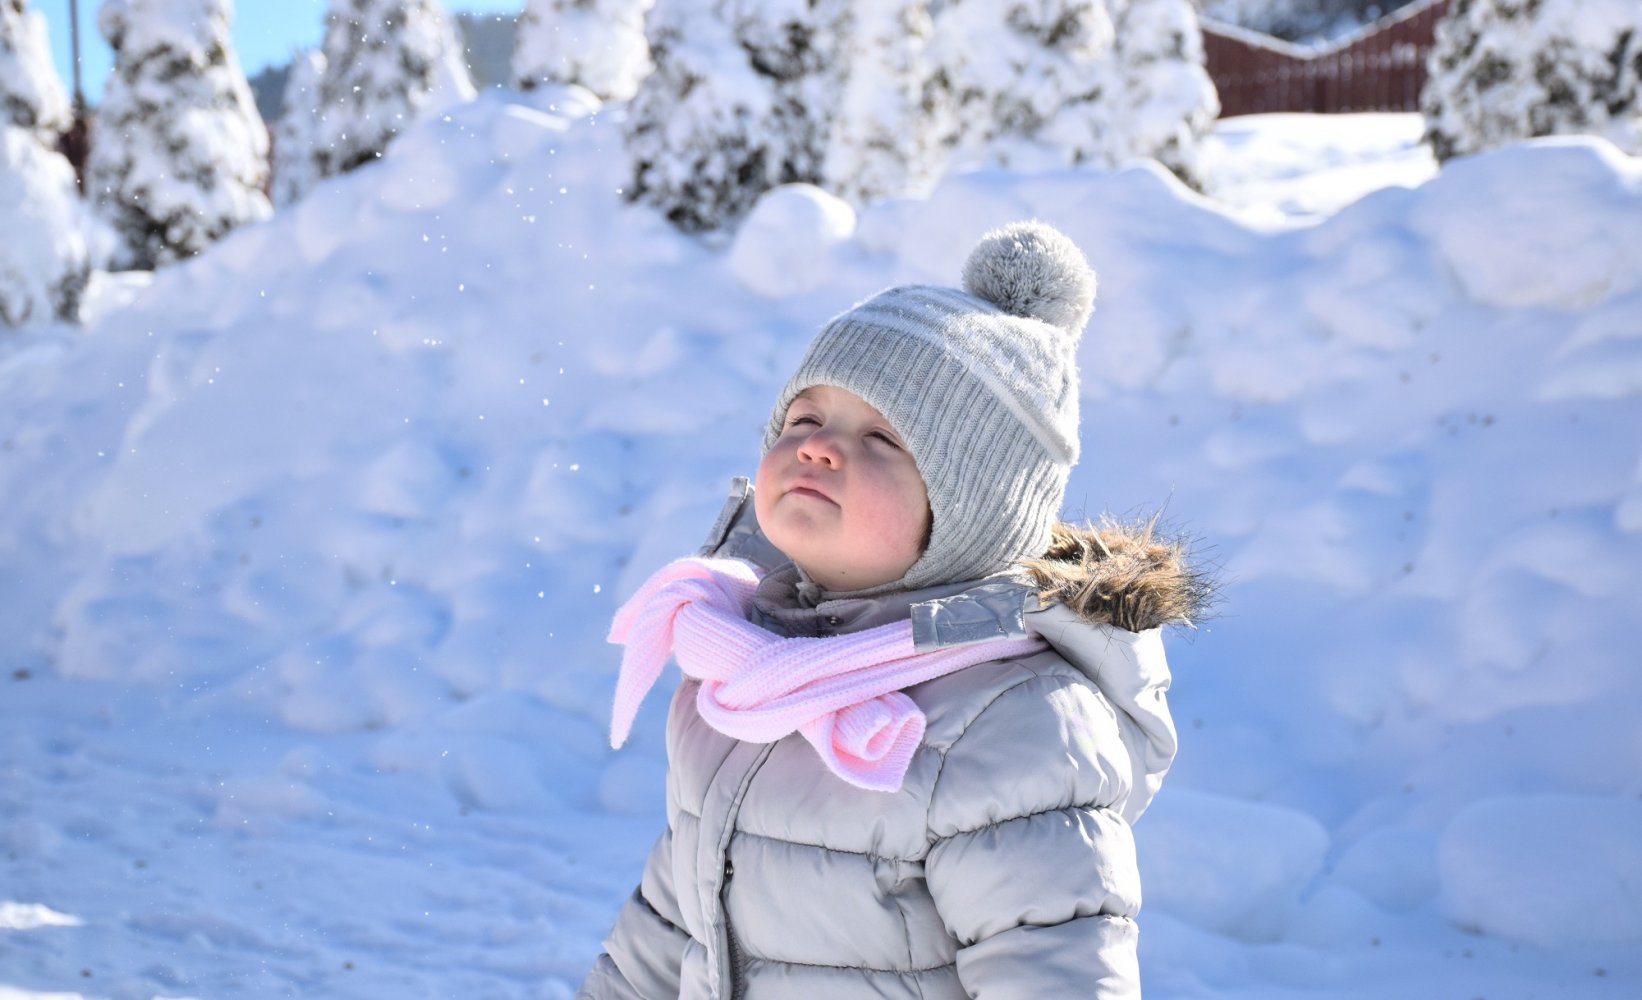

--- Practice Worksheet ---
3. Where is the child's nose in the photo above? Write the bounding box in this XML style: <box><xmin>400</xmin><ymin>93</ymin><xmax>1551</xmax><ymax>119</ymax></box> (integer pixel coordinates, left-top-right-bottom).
<box><xmin>797</xmin><ymin>429</ymin><xmax>843</xmax><ymax>466</ymax></box>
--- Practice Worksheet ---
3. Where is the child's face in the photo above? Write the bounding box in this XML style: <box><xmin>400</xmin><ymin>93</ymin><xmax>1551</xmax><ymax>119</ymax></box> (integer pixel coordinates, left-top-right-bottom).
<box><xmin>755</xmin><ymin>385</ymin><xmax>931</xmax><ymax>592</ymax></box>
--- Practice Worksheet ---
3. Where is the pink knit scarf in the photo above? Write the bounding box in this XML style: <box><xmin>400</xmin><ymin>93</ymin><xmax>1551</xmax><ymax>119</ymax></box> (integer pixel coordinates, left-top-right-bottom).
<box><xmin>608</xmin><ymin>557</ymin><xmax>1046</xmax><ymax>792</ymax></box>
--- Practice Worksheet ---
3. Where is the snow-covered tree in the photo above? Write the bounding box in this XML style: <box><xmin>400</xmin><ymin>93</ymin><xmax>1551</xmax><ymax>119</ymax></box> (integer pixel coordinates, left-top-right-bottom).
<box><xmin>820</xmin><ymin>0</ymin><xmax>943</xmax><ymax>206</ymax></box>
<box><xmin>308</xmin><ymin>0</ymin><xmax>476</xmax><ymax>182</ymax></box>
<box><xmin>735</xmin><ymin>0</ymin><xmax>851</xmax><ymax>185</ymax></box>
<box><xmin>1</xmin><ymin>2</ymin><xmax>85</xmax><ymax>325</ymax></box>
<box><xmin>271</xmin><ymin>47</ymin><xmax>325</xmax><ymax>206</ymax></box>
<box><xmin>85</xmin><ymin>0</ymin><xmax>271</xmax><ymax>270</ymax></box>
<box><xmin>1423</xmin><ymin>0</ymin><xmax>1642</xmax><ymax>162</ymax></box>
<box><xmin>625</xmin><ymin>0</ymin><xmax>847</xmax><ymax>232</ymax></box>
<box><xmin>512</xmin><ymin>0</ymin><xmax>653</xmax><ymax>101</ymax></box>
<box><xmin>1</xmin><ymin>0</ymin><xmax>70</xmax><ymax>138</ymax></box>
<box><xmin>624</xmin><ymin>0</ymin><xmax>761</xmax><ymax>232</ymax></box>
<box><xmin>1106</xmin><ymin>0</ymin><xmax>1219</xmax><ymax>188</ymax></box>
<box><xmin>924</xmin><ymin>0</ymin><xmax>1118</xmax><ymax>170</ymax></box>
<box><xmin>1</xmin><ymin>125</ymin><xmax>89</xmax><ymax>325</ymax></box>
<box><xmin>1202</xmin><ymin>0</ymin><xmax>1406</xmax><ymax>45</ymax></box>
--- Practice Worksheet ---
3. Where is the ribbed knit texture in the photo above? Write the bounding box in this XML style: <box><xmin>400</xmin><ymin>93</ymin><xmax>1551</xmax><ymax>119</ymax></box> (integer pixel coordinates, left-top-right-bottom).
<box><xmin>762</xmin><ymin>222</ymin><xmax>1096</xmax><ymax>597</ymax></box>
<box><xmin>608</xmin><ymin>557</ymin><xmax>1046</xmax><ymax>792</ymax></box>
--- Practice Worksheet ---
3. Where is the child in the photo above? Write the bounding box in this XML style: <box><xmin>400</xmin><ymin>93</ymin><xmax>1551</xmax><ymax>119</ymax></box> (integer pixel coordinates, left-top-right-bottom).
<box><xmin>579</xmin><ymin>221</ymin><xmax>1202</xmax><ymax>999</ymax></box>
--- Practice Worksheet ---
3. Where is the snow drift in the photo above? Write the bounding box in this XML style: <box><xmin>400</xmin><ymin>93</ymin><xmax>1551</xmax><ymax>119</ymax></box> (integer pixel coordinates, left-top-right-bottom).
<box><xmin>1</xmin><ymin>94</ymin><xmax>1640</xmax><ymax>996</ymax></box>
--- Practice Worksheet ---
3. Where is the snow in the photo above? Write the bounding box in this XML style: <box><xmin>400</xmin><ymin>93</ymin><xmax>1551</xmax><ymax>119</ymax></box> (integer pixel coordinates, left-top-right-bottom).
<box><xmin>726</xmin><ymin>183</ymin><xmax>856</xmax><ymax>298</ymax></box>
<box><xmin>2</xmin><ymin>105</ymin><xmax>1641</xmax><ymax>997</ymax></box>
<box><xmin>1203</xmin><ymin>112</ymin><xmax>1438</xmax><ymax>223</ymax></box>
<box><xmin>1411</xmin><ymin>139</ymin><xmax>1642</xmax><ymax>309</ymax></box>
<box><xmin>0</xmin><ymin>905</ymin><xmax>82</xmax><ymax>932</ymax></box>
<box><xmin>1138</xmin><ymin>790</ymin><xmax>1330</xmax><ymax>942</ymax></box>
<box><xmin>1440</xmin><ymin>795</ymin><xmax>1642</xmax><ymax>949</ymax></box>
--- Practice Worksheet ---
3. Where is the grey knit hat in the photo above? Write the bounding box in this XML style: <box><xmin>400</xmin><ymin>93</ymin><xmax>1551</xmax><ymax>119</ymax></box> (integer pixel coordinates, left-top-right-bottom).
<box><xmin>761</xmin><ymin>220</ymin><xmax>1096</xmax><ymax>595</ymax></box>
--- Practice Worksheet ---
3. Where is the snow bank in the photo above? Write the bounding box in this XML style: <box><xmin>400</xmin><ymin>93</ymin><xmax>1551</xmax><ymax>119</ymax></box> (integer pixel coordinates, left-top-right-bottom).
<box><xmin>1139</xmin><ymin>790</ymin><xmax>1329</xmax><ymax>942</ymax></box>
<box><xmin>2</xmin><ymin>100</ymin><xmax>1641</xmax><ymax>996</ymax></box>
<box><xmin>1441</xmin><ymin>795</ymin><xmax>1642</xmax><ymax>948</ymax></box>
<box><xmin>0</xmin><ymin>902</ymin><xmax>83</xmax><ymax>931</ymax></box>
<box><xmin>726</xmin><ymin>183</ymin><xmax>856</xmax><ymax>297</ymax></box>
<box><xmin>1412</xmin><ymin>139</ymin><xmax>1642</xmax><ymax>310</ymax></box>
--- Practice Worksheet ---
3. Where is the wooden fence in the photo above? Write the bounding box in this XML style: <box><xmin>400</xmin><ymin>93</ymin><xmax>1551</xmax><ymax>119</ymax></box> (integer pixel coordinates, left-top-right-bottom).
<box><xmin>1203</xmin><ymin>0</ymin><xmax>1453</xmax><ymax>117</ymax></box>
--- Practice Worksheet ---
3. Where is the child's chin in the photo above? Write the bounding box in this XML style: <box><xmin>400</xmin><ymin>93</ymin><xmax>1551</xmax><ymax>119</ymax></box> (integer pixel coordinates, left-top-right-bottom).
<box><xmin>763</xmin><ymin>514</ymin><xmax>831</xmax><ymax>553</ymax></box>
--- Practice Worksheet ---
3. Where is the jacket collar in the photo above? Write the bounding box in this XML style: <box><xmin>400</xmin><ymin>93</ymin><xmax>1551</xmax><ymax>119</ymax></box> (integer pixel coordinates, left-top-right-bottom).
<box><xmin>749</xmin><ymin>561</ymin><xmax>1006</xmax><ymax>640</ymax></box>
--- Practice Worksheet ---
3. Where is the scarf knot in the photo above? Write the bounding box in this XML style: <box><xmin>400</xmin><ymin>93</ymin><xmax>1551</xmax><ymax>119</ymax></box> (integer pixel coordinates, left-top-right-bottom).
<box><xmin>608</xmin><ymin>557</ymin><xmax>1046</xmax><ymax>792</ymax></box>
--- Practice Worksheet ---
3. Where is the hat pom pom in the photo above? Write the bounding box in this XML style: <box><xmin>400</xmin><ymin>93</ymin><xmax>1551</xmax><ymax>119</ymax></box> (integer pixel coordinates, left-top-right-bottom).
<box><xmin>960</xmin><ymin>221</ymin><xmax>1096</xmax><ymax>336</ymax></box>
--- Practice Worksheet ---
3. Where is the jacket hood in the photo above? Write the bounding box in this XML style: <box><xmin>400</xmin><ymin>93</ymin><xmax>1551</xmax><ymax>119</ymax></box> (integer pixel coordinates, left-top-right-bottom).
<box><xmin>1023</xmin><ymin>518</ymin><xmax>1212</xmax><ymax>632</ymax></box>
<box><xmin>987</xmin><ymin>518</ymin><xmax>1207</xmax><ymax>820</ymax></box>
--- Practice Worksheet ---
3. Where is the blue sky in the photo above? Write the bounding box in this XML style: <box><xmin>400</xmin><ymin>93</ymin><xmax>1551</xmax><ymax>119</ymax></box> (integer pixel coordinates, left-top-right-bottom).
<box><xmin>37</xmin><ymin>0</ymin><xmax>521</xmax><ymax>103</ymax></box>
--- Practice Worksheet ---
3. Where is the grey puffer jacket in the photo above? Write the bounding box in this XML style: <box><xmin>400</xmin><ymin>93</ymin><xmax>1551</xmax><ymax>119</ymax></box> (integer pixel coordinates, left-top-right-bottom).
<box><xmin>579</xmin><ymin>482</ymin><xmax>1197</xmax><ymax>999</ymax></box>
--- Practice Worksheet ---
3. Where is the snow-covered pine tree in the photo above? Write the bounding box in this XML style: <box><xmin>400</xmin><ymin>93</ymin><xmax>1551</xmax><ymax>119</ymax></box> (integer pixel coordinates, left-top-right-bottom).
<box><xmin>1</xmin><ymin>2</ymin><xmax>86</xmax><ymax>325</ymax></box>
<box><xmin>309</xmin><ymin>0</ymin><xmax>475</xmax><ymax>182</ymax></box>
<box><xmin>732</xmin><ymin>0</ymin><xmax>850</xmax><ymax>187</ymax></box>
<box><xmin>0</xmin><ymin>0</ymin><xmax>71</xmax><ymax>138</ymax></box>
<box><xmin>271</xmin><ymin>48</ymin><xmax>326</xmax><ymax>207</ymax></box>
<box><xmin>1</xmin><ymin>125</ymin><xmax>90</xmax><ymax>325</ymax></box>
<box><xmin>1423</xmin><ymin>0</ymin><xmax>1642</xmax><ymax>161</ymax></box>
<box><xmin>924</xmin><ymin>0</ymin><xmax>1118</xmax><ymax>170</ymax></box>
<box><xmin>1105</xmin><ymin>0</ymin><xmax>1219</xmax><ymax>189</ymax></box>
<box><xmin>85</xmin><ymin>0</ymin><xmax>270</xmax><ymax>270</ymax></box>
<box><xmin>820</xmin><ymin>0</ymin><xmax>942</xmax><ymax>206</ymax></box>
<box><xmin>512</xmin><ymin>0</ymin><xmax>654</xmax><ymax>101</ymax></box>
<box><xmin>623</xmin><ymin>0</ymin><xmax>758</xmax><ymax>232</ymax></box>
<box><xmin>1202</xmin><ymin>0</ymin><xmax>1402</xmax><ymax>45</ymax></box>
<box><xmin>624</xmin><ymin>0</ymin><xmax>847</xmax><ymax>232</ymax></box>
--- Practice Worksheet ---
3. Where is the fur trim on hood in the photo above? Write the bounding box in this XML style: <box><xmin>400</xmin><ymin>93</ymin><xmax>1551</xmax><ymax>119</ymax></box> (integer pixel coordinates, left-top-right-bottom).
<box><xmin>1022</xmin><ymin>518</ymin><xmax>1214</xmax><ymax>633</ymax></box>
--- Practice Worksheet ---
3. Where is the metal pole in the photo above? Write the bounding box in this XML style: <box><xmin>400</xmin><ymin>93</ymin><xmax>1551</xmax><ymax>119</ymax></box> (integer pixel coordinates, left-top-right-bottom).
<box><xmin>65</xmin><ymin>0</ymin><xmax>88</xmax><ymax>190</ymax></box>
<box><xmin>68</xmin><ymin>0</ymin><xmax>84</xmax><ymax>111</ymax></box>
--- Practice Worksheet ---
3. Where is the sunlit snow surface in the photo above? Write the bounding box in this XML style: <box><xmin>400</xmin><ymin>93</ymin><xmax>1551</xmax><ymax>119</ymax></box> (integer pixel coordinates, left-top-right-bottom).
<box><xmin>1202</xmin><ymin>112</ymin><xmax>1442</xmax><ymax>223</ymax></box>
<box><xmin>3</xmin><ymin>101</ymin><xmax>1641</xmax><ymax>997</ymax></box>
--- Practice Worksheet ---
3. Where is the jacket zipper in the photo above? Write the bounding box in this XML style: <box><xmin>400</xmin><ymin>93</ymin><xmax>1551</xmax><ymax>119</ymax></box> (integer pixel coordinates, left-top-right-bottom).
<box><xmin>724</xmin><ymin>866</ymin><xmax>743</xmax><ymax>1000</ymax></box>
<box><xmin>718</xmin><ymin>742</ymin><xmax>775</xmax><ymax>998</ymax></box>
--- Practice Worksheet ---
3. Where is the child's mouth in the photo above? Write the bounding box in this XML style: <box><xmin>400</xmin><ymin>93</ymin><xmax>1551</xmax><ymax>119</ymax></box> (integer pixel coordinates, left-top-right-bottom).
<box><xmin>788</xmin><ymin>485</ymin><xmax>836</xmax><ymax>504</ymax></box>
